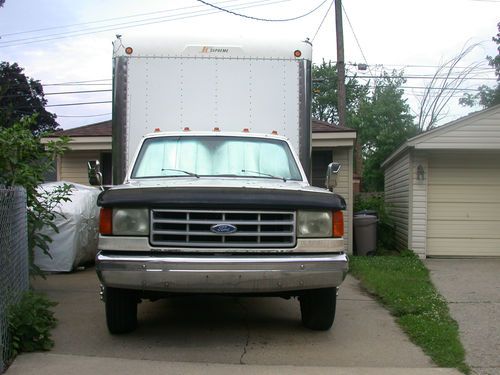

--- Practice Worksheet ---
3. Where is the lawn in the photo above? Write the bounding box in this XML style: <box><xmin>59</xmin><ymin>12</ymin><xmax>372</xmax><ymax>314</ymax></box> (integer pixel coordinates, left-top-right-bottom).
<box><xmin>349</xmin><ymin>252</ymin><xmax>469</xmax><ymax>374</ymax></box>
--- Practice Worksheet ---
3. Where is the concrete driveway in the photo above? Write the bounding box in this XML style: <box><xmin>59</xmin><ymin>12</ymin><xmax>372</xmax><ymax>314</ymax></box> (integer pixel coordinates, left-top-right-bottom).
<box><xmin>6</xmin><ymin>266</ymin><xmax>460</xmax><ymax>374</ymax></box>
<box><xmin>426</xmin><ymin>259</ymin><xmax>500</xmax><ymax>375</ymax></box>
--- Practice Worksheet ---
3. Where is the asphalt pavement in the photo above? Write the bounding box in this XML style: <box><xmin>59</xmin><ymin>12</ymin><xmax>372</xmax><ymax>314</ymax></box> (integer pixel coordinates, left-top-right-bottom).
<box><xmin>6</xmin><ymin>266</ymin><xmax>461</xmax><ymax>374</ymax></box>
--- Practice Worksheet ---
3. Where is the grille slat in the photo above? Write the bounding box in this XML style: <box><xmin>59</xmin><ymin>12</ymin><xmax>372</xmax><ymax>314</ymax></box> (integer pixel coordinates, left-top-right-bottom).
<box><xmin>150</xmin><ymin>209</ymin><xmax>296</xmax><ymax>248</ymax></box>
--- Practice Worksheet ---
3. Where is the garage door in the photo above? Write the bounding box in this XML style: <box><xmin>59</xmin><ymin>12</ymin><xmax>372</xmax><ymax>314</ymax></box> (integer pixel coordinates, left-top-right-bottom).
<box><xmin>427</xmin><ymin>153</ymin><xmax>500</xmax><ymax>257</ymax></box>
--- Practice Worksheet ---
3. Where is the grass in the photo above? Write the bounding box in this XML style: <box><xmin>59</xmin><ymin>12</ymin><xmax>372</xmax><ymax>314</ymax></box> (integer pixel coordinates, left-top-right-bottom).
<box><xmin>349</xmin><ymin>251</ymin><xmax>470</xmax><ymax>374</ymax></box>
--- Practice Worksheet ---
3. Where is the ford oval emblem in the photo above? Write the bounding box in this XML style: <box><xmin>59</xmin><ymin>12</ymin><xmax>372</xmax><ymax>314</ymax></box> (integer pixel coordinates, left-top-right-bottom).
<box><xmin>210</xmin><ymin>223</ymin><xmax>238</xmax><ymax>234</ymax></box>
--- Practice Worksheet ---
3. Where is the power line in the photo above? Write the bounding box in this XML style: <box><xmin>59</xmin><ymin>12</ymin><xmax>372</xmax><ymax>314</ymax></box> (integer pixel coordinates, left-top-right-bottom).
<box><xmin>311</xmin><ymin>0</ymin><xmax>334</xmax><ymax>42</ymax></box>
<box><xmin>45</xmin><ymin>89</ymin><xmax>111</xmax><ymax>96</ymax></box>
<box><xmin>45</xmin><ymin>83</ymin><xmax>113</xmax><ymax>87</ymax></box>
<box><xmin>0</xmin><ymin>0</ymin><xmax>243</xmax><ymax>38</ymax></box>
<box><xmin>46</xmin><ymin>101</ymin><xmax>112</xmax><ymax>108</ymax></box>
<box><xmin>195</xmin><ymin>0</ymin><xmax>329</xmax><ymax>21</ymax></box>
<box><xmin>0</xmin><ymin>0</ymin><xmax>290</xmax><ymax>48</ymax></box>
<box><xmin>44</xmin><ymin>79</ymin><xmax>111</xmax><ymax>86</ymax></box>
<box><xmin>341</xmin><ymin>2</ymin><xmax>372</xmax><ymax>75</ymax></box>
<box><xmin>57</xmin><ymin>113</ymin><xmax>111</xmax><ymax>118</ymax></box>
<box><xmin>348</xmin><ymin>74</ymin><xmax>497</xmax><ymax>81</ymax></box>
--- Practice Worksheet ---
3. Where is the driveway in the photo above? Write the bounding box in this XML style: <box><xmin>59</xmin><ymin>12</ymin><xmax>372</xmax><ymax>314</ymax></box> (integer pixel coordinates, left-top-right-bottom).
<box><xmin>7</xmin><ymin>266</ymin><xmax>460</xmax><ymax>374</ymax></box>
<box><xmin>426</xmin><ymin>259</ymin><xmax>500</xmax><ymax>375</ymax></box>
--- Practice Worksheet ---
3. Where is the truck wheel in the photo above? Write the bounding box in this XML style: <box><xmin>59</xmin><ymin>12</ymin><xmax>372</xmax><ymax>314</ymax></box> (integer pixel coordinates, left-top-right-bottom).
<box><xmin>105</xmin><ymin>287</ymin><xmax>138</xmax><ymax>334</ymax></box>
<box><xmin>299</xmin><ymin>287</ymin><xmax>337</xmax><ymax>331</ymax></box>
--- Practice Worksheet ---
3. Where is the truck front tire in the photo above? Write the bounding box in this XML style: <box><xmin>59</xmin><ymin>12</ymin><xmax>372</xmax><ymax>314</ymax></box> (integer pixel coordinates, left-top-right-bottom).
<box><xmin>105</xmin><ymin>287</ymin><xmax>138</xmax><ymax>334</ymax></box>
<box><xmin>299</xmin><ymin>287</ymin><xmax>337</xmax><ymax>331</ymax></box>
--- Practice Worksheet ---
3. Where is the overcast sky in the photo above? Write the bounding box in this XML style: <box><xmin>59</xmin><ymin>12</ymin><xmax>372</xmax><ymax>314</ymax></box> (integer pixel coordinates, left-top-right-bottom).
<box><xmin>0</xmin><ymin>0</ymin><xmax>498</xmax><ymax>130</ymax></box>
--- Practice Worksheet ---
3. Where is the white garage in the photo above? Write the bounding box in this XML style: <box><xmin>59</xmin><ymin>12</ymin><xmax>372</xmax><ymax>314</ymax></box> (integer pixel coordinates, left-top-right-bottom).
<box><xmin>382</xmin><ymin>105</ymin><xmax>500</xmax><ymax>258</ymax></box>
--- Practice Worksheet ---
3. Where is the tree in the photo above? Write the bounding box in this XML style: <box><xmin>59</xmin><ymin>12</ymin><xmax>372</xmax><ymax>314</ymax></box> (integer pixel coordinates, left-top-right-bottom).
<box><xmin>460</xmin><ymin>23</ymin><xmax>500</xmax><ymax>108</ymax></box>
<box><xmin>357</xmin><ymin>73</ymin><xmax>419</xmax><ymax>191</ymax></box>
<box><xmin>312</xmin><ymin>62</ymin><xmax>418</xmax><ymax>191</ymax></box>
<box><xmin>416</xmin><ymin>43</ymin><xmax>483</xmax><ymax>131</ymax></box>
<box><xmin>0</xmin><ymin>117</ymin><xmax>71</xmax><ymax>275</ymax></box>
<box><xmin>0</xmin><ymin>62</ymin><xmax>59</xmax><ymax>135</ymax></box>
<box><xmin>312</xmin><ymin>60</ymin><xmax>369</xmax><ymax>127</ymax></box>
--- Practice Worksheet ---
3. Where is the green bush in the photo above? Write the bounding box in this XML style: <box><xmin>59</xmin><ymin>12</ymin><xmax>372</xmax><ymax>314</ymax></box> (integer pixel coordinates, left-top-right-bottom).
<box><xmin>0</xmin><ymin>117</ymin><xmax>72</xmax><ymax>276</ymax></box>
<box><xmin>8</xmin><ymin>291</ymin><xmax>57</xmax><ymax>356</ymax></box>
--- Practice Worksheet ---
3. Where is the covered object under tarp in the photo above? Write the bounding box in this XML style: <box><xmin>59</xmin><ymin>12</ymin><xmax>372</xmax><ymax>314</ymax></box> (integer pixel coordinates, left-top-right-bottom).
<box><xmin>34</xmin><ymin>182</ymin><xmax>100</xmax><ymax>272</ymax></box>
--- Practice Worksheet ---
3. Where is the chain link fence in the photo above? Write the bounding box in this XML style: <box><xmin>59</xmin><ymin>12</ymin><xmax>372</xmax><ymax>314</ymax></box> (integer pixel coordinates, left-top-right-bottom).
<box><xmin>0</xmin><ymin>187</ymin><xmax>29</xmax><ymax>373</ymax></box>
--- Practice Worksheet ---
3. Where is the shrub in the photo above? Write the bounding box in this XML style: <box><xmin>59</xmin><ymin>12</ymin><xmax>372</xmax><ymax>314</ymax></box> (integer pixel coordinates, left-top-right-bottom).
<box><xmin>7</xmin><ymin>291</ymin><xmax>57</xmax><ymax>356</ymax></box>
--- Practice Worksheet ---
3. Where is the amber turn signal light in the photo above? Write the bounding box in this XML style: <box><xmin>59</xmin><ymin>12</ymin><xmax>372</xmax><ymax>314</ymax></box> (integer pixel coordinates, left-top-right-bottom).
<box><xmin>333</xmin><ymin>210</ymin><xmax>344</xmax><ymax>238</ymax></box>
<box><xmin>99</xmin><ymin>207</ymin><xmax>113</xmax><ymax>235</ymax></box>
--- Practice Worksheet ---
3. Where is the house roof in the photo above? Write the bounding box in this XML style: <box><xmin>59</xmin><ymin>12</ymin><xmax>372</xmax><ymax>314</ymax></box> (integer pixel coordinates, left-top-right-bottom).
<box><xmin>312</xmin><ymin>119</ymin><xmax>356</xmax><ymax>133</ymax></box>
<box><xmin>47</xmin><ymin>119</ymin><xmax>355</xmax><ymax>137</ymax></box>
<box><xmin>46</xmin><ymin>120</ymin><xmax>112</xmax><ymax>137</ymax></box>
<box><xmin>382</xmin><ymin>104</ymin><xmax>500</xmax><ymax>168</ymax></box>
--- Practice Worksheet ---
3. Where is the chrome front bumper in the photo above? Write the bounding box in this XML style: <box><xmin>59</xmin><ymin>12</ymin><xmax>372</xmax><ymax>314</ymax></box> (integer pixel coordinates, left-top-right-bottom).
<box><xmin>96</xmin><ymin>252</ymin><xmax>348</xmax><ymax>294</ymax></box>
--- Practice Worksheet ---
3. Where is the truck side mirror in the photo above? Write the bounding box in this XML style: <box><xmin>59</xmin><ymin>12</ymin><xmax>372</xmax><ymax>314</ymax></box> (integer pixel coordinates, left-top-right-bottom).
<box><xmin>88</xmin><ymin>160</ymin><xmax>103</xmax><ymax>187</ymax></box>
<box><xmin>325</xmin><ymin>162</ymin><xmax>341</xmax><ymax>191</ymax></box>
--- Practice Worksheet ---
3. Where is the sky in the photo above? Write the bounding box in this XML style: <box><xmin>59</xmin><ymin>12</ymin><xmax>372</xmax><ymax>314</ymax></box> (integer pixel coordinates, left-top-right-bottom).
<box><xmin>0</xmin><ymin>0</ymin><xmax>498</xmax><ymax>130</ymax></box>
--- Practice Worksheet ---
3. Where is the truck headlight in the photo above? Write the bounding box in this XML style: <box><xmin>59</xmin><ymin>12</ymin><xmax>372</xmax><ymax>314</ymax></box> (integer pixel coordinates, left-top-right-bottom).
<box><xmin>112</xmin><ymin>208</ymin><xmax>149</xmax><ymax>236</ymax></box>
<box><xmin>297</xmin><ymin>210</ymin><xmax>332</xmax><ymax>238</ymax></box>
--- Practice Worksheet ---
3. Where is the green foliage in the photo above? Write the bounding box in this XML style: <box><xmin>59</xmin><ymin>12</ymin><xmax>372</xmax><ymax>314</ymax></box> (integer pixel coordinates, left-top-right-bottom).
<box><xmin>354</xmin><ymin>193</ymin><xmax>396</xmax><ymax>252</ymax></box>
<box><xmin>0</xmin><ymin>61</ymin><xmax>59</xmax><ymax>135</ymax></box>
<box><xmin>350</xmin><ymin>255</ymin><xmax>470</xmax><ymax>373</ymax></box>
<box><xmin>312</xmin><ymin>60</ymin><xmax>369</xmax><ymax>126</ymax></box>
<box><xmin>460</xmin><ymin>22</ymin><xmax>500</xmax><ymax>109</ymax></box>
<box><xmin>312</xmin><ymin>63</ymin><xmax>419</xmax><ymax>191</ymax></box>
<box><xmin>357</xmin><ymin>73</ymin><xmax>419</xmax><ymax>191</ymax></box>
<box><xmin>7</xmin><ymin>291</ymin><xmax>57</xmax><ymax>356</ymax></box>
<box><xmin>0</xmin><ymin>117</ymin><xmax>72</xmax><ymax>276</ymax></box>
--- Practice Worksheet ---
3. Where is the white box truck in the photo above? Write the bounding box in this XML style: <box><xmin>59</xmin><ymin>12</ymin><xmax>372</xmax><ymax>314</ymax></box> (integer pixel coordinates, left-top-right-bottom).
<box><xmin>90</xmin><ymin>36</ymin><xmax>348</xmax><ymax>334</ymax></box>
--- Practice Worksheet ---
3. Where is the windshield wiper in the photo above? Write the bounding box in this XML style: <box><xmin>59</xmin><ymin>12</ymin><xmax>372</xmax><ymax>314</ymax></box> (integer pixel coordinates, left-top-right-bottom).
<box><xmin>241</xmin><ymin>169</ymin><xmax>287</xmax><ymax>182</ymax></box>
<box><xmin>161</xmin><ymin>168</ymin><xmax>199</xmax><ymax>178</ymax></box>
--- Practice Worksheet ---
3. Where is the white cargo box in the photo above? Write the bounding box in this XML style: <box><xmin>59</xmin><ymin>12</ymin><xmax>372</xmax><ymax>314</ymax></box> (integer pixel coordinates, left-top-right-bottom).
<box><xmin>112</xmin><ymin>36</ymin><xmax>312</xmax><ymax>183</ymax></box>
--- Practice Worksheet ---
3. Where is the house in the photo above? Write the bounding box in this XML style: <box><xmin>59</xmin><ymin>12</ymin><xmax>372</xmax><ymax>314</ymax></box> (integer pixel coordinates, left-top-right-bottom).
<box><xmin>382</xmin><ymin>104</ymin><xmax>500</xmax><ymax>258</ymax></box>
<box><xmin>44</xmin><ymin>119</ymin><xmax>357</xmax><ymax>253</ymax></box>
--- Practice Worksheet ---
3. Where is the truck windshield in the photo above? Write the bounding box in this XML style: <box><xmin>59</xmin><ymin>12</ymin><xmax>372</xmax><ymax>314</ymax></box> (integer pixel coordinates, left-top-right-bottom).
<box><xmin>131</xmin><ymin>136</ymin><xmax>303</xmax><ymax>181</ymax></box>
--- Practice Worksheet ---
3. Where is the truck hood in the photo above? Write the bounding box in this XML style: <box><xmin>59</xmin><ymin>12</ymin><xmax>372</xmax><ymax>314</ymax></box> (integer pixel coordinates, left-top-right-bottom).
<box><xmin>98</xmin><ymin>177</ymin><xmax>346</xmax><ymax>211</ymax></box>
<box><xmin>122</xmin><ymin>177</ymin><xmax>328</xmax><ymax>194</ymax></box>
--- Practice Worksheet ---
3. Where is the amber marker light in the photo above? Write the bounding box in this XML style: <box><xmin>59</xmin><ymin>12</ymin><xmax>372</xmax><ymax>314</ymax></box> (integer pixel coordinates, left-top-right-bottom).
<box><xmin>183</xmin><ymin>127</ymin><xmax>190</xmax><ymax>131</ymax></box>
<box><xmin>294</xmin><ymin>50</ymin><xmax>302</xmax><ymax>58</ymax></box>
<box><xmin>125</xmin><ymin>47</ymin><xmax>133</xmax><ymax>55</ymax></box>
<box><xmin>333</xmin><ymin>210</ymin><xmax>344</xmax><ymax>238</ymax></box>
<box><xmin>154</xmin><ymin>128</ymin><xmax>161</xmax><ymax>132</ymax></box>
<box><xmin>99</xmin><ymin>207</ymin><xmax>113</xmax><ymax>235</ymax></box>
<box><xmin>271</xmin><ymin>130</ymin><xmax>278</xmax><ymax>135</ymax></box>
<box><xmin>242</xmin><ymin>128</ymin><xmax>250</xmax><ymax>133</ymax></box>
<box><xmin>213</xmin><ymin>127</ymin><xmax>220</xmax><ymax>132</ymax></box>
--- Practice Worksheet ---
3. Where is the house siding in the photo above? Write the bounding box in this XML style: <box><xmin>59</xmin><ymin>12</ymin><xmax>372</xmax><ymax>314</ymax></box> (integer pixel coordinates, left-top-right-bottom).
<box><xmin>335</xmin><ymin>147</ymin><xmax>353</xmax><ymax>255</ymax></box>
<box><xmin>427</xmin><ymin>152</ymin><xmax>500</xmax><ymax>257</ymax></box>
<box><xmin>311</xmin><ymin>146</ymin><xmax>353</xmax><ymax>254</ymax></box>
<box><xmin>410</xmin><ymin>152</ymin><xmax>428</xmax><ymax>258</ymax></box>
<box><xmin>384</xmin><ymin>151</ymin><xmax>410</xmax><ymax>250</ymax></box>
<box><xmin>60</xmin><ymin>150</ymin><xmax>102</xmax><ymax>185</ymax></box>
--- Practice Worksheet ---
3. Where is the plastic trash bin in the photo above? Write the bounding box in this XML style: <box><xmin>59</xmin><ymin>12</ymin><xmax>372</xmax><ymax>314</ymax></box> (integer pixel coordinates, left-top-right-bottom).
<box><xmin>353</xmin><ymin>214</ymin><xmax>378</xmax><ymax>256</ymax></box>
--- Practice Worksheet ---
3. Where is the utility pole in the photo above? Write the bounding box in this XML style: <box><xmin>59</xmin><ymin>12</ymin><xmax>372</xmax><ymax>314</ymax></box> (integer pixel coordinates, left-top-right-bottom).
<box><xmin>335</xmin><ymin>0</ymin><xmax>346</xmax><ymax>127</ymax></box>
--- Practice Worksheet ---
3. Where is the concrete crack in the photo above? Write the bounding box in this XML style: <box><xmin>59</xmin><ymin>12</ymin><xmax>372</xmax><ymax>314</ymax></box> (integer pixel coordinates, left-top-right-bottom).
<box><xmin>237</xmin><ymin>299</ymin><xmax>250</xmax><ymax>365</ymax></box>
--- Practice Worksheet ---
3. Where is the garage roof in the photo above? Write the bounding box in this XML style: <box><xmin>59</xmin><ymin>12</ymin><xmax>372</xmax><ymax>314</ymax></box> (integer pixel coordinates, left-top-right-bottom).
<box><xmin>382</xmin><ymin>104</ymin><xmax>500</xmax><ymax>168</ymax></box>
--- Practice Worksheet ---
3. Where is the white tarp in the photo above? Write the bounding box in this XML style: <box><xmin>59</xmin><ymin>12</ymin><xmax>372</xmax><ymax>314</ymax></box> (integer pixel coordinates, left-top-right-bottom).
<box><xmin>34</xmin><ymin>182</ymin><xmax>100</xmax><ymax>272</ymax></box>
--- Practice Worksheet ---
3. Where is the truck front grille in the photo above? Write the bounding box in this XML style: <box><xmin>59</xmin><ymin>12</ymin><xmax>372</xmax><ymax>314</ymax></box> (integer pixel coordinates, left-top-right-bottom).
<box><xmin>150</xmin><ymin>209</ymin><xmax>296</xmax><ymax>248</ymax></box>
